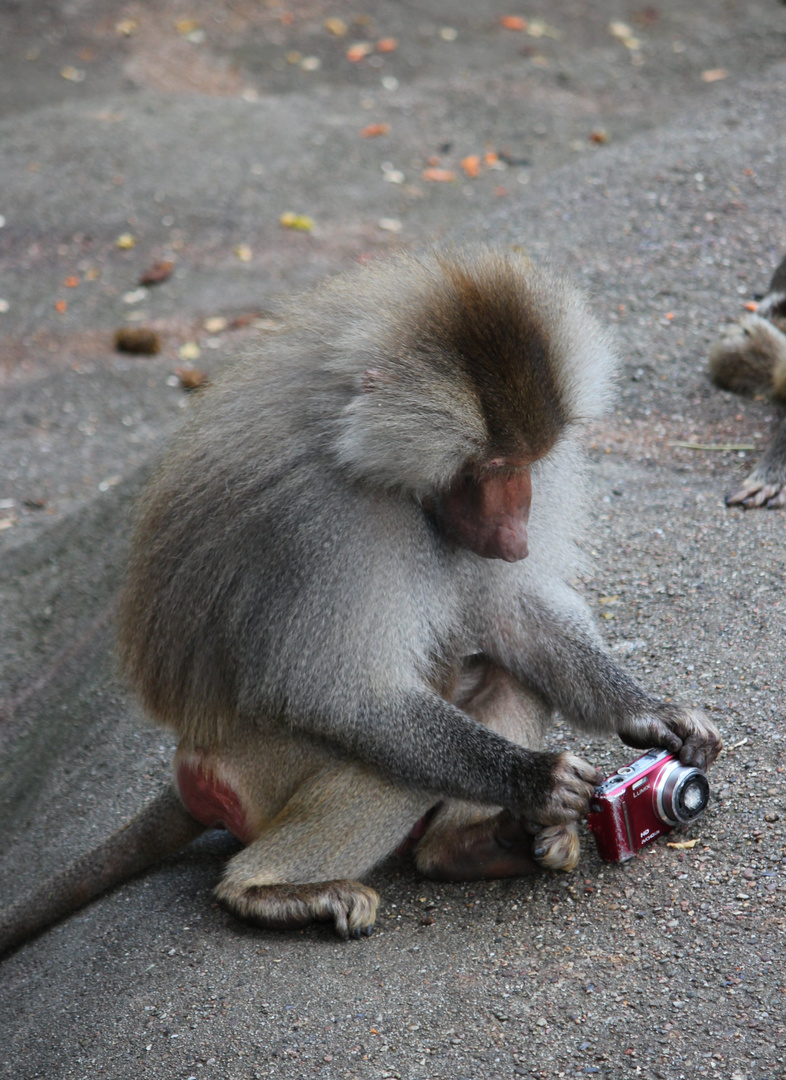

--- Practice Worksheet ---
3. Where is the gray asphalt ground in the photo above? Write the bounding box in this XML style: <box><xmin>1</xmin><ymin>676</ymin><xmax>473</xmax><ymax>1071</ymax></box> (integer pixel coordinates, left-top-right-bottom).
<box><xmin>1</xmin><ymin>3</ymin><xmax>785</xmax><ymax>1079</ymax></box>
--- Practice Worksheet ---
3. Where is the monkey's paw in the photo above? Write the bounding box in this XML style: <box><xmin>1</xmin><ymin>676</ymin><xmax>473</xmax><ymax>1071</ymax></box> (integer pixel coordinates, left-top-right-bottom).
<box><xmin>617</xmin><ymin>705</ymin><xmax>722</xmax><ymax>772</ymax></box>
<box><xmin>215</xmin><ymin>879</ymin><xmax>379</xmax><ymax>940</ymax></box>
<box><xmin>530</xmin><ymin>753</ymin><xmax>600</xmax><ymax>826</ymax></box>
<box><xmin>726</xmin><ymin>474</ymin><xmax>786</xmax><ymax>510</ymax></box>
<box><xmin>530</xmin><ymin>822</ymin><xmax>581</xmax><ymax>872</ymax></box>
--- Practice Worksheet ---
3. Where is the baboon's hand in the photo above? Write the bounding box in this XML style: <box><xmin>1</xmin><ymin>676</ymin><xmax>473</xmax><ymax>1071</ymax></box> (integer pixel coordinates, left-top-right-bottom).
<box><xmin>523</xmin><ymin>753</ymin><xmax>600</xmax><ymax>826</ymax></box>
<box><xmin>617</xmin><ymin>705</ymin><xmax>722</xmax><ymax>772</ymax></box>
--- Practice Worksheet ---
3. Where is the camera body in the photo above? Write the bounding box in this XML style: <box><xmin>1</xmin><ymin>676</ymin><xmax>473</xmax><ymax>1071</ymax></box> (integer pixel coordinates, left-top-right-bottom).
<box><xmin>587</xmin><ymin>748</ymin><xmax>710</xmax><ymax>863</ymax></box>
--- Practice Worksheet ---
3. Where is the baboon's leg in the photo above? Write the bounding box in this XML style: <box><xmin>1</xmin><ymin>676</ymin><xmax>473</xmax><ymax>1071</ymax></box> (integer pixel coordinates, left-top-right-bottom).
<box><xmin>0</xmin><ymin>784</ymin><xmax>205</xmax><ymax>957</ymax></box>
<box><xmin>214</xmin><ymin>761</ymin><xmax>433</xmax><ymax>939</ymax></box>
<box><xmin>415</xmin><ymin>661</ymin><xmax>580</xmax><ymax>879</ymax></box>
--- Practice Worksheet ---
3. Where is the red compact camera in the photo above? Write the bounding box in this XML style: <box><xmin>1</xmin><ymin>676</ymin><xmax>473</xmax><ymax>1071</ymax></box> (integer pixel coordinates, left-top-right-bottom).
<box><xmin>587</xmin><ymin>748</ymin><xmax>710</xmax><ymax>863</ymax></box>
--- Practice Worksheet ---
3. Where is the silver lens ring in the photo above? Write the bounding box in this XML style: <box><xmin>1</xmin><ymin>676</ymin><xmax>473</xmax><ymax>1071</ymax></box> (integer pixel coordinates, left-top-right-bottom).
<box><xmin>654</xmin><ymin>760</ymin><xmax>710</xmax><ymax>825</ymax></box>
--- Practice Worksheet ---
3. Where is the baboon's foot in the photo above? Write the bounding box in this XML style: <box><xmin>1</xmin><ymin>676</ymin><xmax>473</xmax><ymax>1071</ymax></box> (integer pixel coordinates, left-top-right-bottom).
<box><xmin>215</xmin><ymin>879</ymin><xmax>379</xmax><ymax>940</ymax></box>
<box><xmin>415</xmin><ymin>811</ymin><xmax>539</xmax><ymax>881</ymax></box>
<box><xmin>726</xmin><ymin>475</ymin><xmax>786</xmax><ymax>509</ymax></box>
<box><xmin>529</xmin><ymin>821</ymin><xmax>581</xmax><ymax>872</ymax></box>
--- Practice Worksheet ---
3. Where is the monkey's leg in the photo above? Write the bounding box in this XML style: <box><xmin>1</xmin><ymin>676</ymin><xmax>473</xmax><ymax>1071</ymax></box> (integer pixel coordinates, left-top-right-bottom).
<box><xmin>0</xmin><ymin>784</ymin><xmax>205</xmax><ymax>957</ymax></box>
<box><xmin>214</xmin><ymin>763</ymin><xmax>433</xmax><ymax>940</ymax></box>
<box><xmin>415</xmin><ymin>662</ymin><xmax>580</xmax><ymax>880</ymax></box>
<box><xmin>726</xmin><ymin>414</ymin><xmax>786</xmax><ymax>509</ymax></box>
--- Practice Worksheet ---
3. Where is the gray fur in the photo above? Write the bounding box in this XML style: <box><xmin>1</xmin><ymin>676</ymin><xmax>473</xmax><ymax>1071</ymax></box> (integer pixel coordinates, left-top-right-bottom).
<box><xmin>1</xmin><ymin>248</ymin><xmax>721</xmax><ymax>951</ymax></box>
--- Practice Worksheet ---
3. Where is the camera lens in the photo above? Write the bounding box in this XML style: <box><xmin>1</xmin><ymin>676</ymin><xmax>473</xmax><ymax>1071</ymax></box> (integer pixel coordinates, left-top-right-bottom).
<box><xmin>680</xmin><ymin>776</ymin><xmax>709</xmax><ymax>817</ymax></box>
<box><xmin>655</xmin><ymin>762</ymin><xmax>710</xmax><ymax>825</ymax></box>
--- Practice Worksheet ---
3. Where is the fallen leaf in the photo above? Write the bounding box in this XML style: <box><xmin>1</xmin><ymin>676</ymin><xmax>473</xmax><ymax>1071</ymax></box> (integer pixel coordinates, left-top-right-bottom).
<box><xmin>589</xmin><ymin>129</ymin><xmax>609</xmax><ymax>144</ymax></box>
<box><xmin>701</xmin><ymin>68</ymin><xmax>728</xmax><ymax>83</ymax></box>
<box><xmin>461</xmin><ymin>155</ymin><xmax>481</xmax><ymax>178</ymax></box>
<box><xmin>63</xmin><ymin>276</ymin><xmax>80</xmax><ymax>288</ymax></box>
<box><xmin>382</xmin><ymin>166</ymin><xmax>404</xmax><ymax>184</ymax></box>
<box><xmin>376</xmin><ymin>37</ymin><xmax>398</xmax><ymax>53</ymax></box>
<box><xmin>116</xmin><ymin>233</ymin><xmax>136</xmax><ymax>249</ymax></box>
<box><xmin>422</xmin><ymin>167</ymin><xmax>457</xmax><ymax>182</ymax></box>
<box><xmin>666</xmin><ymin>839</ymin><xmax>699</xmax><ymax>850</ymax></box>
<box><xmin>123</xmin><ymin>288</ymin><xmax>147</xmax><ymax>305</ymax></box>
<box><xmin>528</xmin><ymin>18</ymin><xmax>562</xmax><ymax>39</ymax></box>
<box><xmin>360</xmin><ymin>122</ymin><xmax>391</xmax><ymax>138</ymax></box>
<box><xmin>500</xmin><ymin>16</ymin><xmax>527</xmax><ymax>31</ymax></box>
<box><xmin>608</xmin><ymin>20</ymin><xmax>640</xmax><ymax>49</ymax></box>
<box><xmin>234</xmin><ymin>244</ymin><xmax>253</xmax><ymax>260</ymax></box>
<box><xmin>139</xmin><ymin>260</ymin><xmax>175</xmax><ymax>286</ymax></box>
<box><xmin>175</xmin><ymin>367</ymin><xmax>209</xmax><ymax>391</ymax></box>
<box><xmin>324</xmin><ymin>17</ymin><xmax>348</xmax><ymax>36</ymax></box>
<box><xmin>115</xmin><ymin>327</ymin><xmax>161</xmax><ymax>355</ymax></box>
<box><xmin>743</xmin><ymin>301</ymin><xmax>759</xmax><ymax>312</ymax></box>
<box><xmin>346</xmin><ymin>42</ymin><xmax>374</xmax><ymax>62</ymax></box>
<box><xmin>55</xmin><ymin>299</ymin><xmax>67</xmax><ymax>313</ymax></box>
<box><xmin>484</xmin><ymin>151</ymin><xmax>500</xmax><ymax>166</ymax></box>
<box><xmin>175</xmin><ymin>18</ymin><xmax>200</xmax><ymax>35</ymax></box>
<box><xmin>279</xmin><ymin>212</ymin><xmax>314</xmax><ymax>232</ymax></box>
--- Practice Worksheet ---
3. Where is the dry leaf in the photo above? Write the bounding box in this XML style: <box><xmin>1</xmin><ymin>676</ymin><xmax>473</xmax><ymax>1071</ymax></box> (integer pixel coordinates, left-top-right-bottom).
<box><xmin>360</xmin><ymin>122</ymin><xmax>391</xmax><ymax>138</ymax></box>
<box><xmin>500</xmin><ymin>16</ymin><xmax>527</xmax><ymax>31</ymax></box>
<box><xmin>376</xmin><ymin>38</ymin><xmax>398</xmax><ymax>53</ymax></box>
<box><xmin>175</xmin><ymin>367</ymin><xmax>209</xmax><ymax>391</ymax></box>
<box><xmin>346</xmin><ymin>42</ymin><xmax>374</xmax><ymax>62</ymax></box>
<box><xmin>279</xmin><ymin>212</ymin><xmax>314</xmax><ymax>231</ymax></box>
<box><xmin>324</xmin><ymin>17</ymin><xmax>347</xmax><ymax>36</ymax></box>
<box><xmin>461</xmin><ymin>155</ymin><xmax>481</xmax><ymax>178</ymax></box>
<box><xmin>116</xmin><ymin>233</ymin><xmax>136</xmax><ymax>249</ymax></box>
<box><xmin>666</xmin><ymin>839</ymin><xmax>699</xmax><ymax>850</ymax></box>
<box><xmin>114</xmin><ymin>327</ymin><xmax>161</xmax><ymax>355</ymax></box>
<box><xmin>139</xmin><ymin>260</ymin><xmax>175</xmax><ymax>286</ymax></box>
<box><xmin>422</xmin><ymin>167</ymin><xmax>457</xmax><ymax>182</ymax></box>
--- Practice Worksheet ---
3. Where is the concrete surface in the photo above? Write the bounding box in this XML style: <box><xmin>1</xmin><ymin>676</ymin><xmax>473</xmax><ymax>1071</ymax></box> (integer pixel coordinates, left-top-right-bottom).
<box><xmin>1</xmin><ymin>3</ymin><xmax>785</xmax><ymax>1079</ymax></box>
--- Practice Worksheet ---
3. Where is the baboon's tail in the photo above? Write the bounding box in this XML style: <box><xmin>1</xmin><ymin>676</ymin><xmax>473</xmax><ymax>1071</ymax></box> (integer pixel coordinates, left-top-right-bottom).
<box><xmin>0</xmin><ymin>783</ymin><xmax>205</xmax><ymax>958</ymax></box>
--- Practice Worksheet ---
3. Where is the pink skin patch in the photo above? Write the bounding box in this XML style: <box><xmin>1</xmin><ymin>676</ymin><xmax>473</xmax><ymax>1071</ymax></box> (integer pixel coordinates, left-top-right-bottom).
<box><xmin>176</xmin><ymin>758</ymin><xmax>253</xmax><ymax>845</ymax></box>
<box><xmin>393</xmin><ymin>806</ymin><xmax>439</xmax><ymax>856</ymax></box>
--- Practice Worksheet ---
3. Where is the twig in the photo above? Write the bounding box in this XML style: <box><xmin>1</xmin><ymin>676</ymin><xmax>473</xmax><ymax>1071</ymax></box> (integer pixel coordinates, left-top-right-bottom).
<box><xmin>722</xmin><ymin>736</ymin><xmax>749</xmax><ymax>753</ymax></box>
<box><xmin>668</xmin><ymin>442</ymin><xmax>755</xmax><ymax>452</ymax></box>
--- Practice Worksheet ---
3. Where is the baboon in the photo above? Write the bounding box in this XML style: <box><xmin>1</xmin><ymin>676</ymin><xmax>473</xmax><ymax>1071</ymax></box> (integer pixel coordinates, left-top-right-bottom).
<box><xmin>0</xmin><ymin>248</ymin><xmax>721</xmax><ymax>952</ymax></box>
<box><xmin>709</xmin><ymin>254</ymin><xmax>786</xmax><ymax>508</ymax></box>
